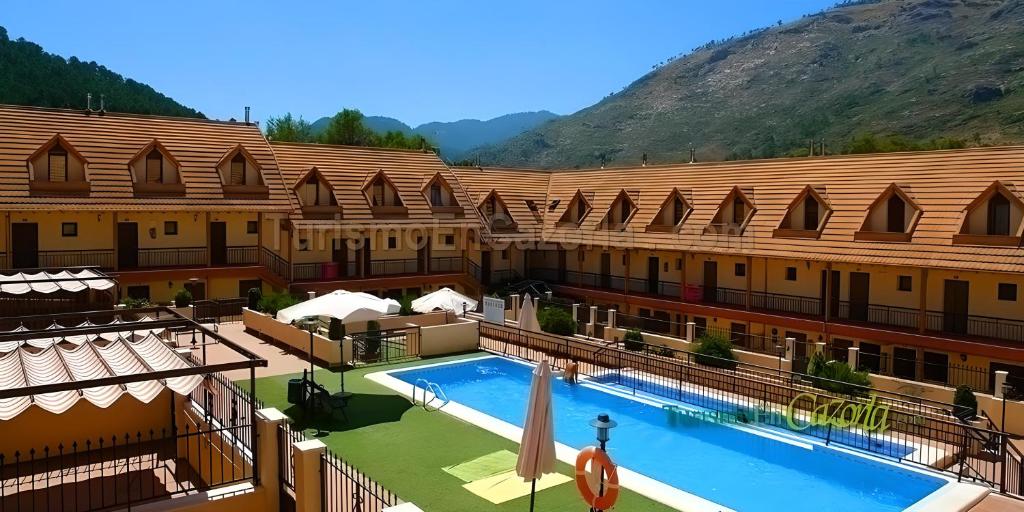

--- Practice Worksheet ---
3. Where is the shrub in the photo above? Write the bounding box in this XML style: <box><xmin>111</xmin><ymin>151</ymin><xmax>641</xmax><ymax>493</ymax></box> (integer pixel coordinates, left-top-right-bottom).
<box><xmin>247</xmin><ymin>287</ymin><xmax>262</xmax><ymax>310</ymax></box>
<box><xmin>399</xmin><ymin>294</ymin><xmax>415</xmax><ymax>316</ymax></box>
<box><xmin>364</xmin><ymin>320</ymin><xmax>382</xmax><ymax>359</ymax></box>
<box><xmin>122</xmin><ymin>296</ymin><xmax>149</xmax><ymax>309</ymax></box>
<box><xmin>328</xmin><ymin>318</ymin><xmax>345</xmax><ymax>341</ymax></box>
<box><xmin>174</xmin><ymin>289</ymin><xmax>193</xmax><ymax>308</ymax></box>
<box><xmin>537</xmin><ymin>306</ymin><xmax>576</xmax><ymax>336</ymax></box>
<box><xmin>259</xmin><ymin>291</ymin><xmax>300</xmax><ymax>317</ymax></box>
<box><xmin>656</xmin><ymin>344</ymin><xmax>676</xmax><ymax>358</ymax></box>
<box><xmin>623</xmin><ymin>328</ymin><xmax>644</xmax><ymax>352</ymax></box>
<box><xmin>953</xmin><ymin>385</ymin><xmax>978</xmax><ymax>421</ymax></box>
<box><xmin>693</xmin><ymin>333</ymin><xmax>738</xmax><ymax>370</ymax></box>
<box><xmin>807</xmin><ymin>352</ymin><xmax>872</xmax><ymax>395</ymax></box>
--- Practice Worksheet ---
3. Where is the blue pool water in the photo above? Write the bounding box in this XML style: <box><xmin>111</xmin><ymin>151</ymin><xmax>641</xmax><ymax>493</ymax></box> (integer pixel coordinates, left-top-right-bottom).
<box><xmin>391</xmin><ymin>356</ymin><xmax>947</xmax><ymax>512</ymax></box>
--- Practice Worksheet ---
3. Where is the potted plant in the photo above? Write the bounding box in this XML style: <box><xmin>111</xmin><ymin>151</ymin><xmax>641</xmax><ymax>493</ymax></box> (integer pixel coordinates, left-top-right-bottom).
<box><xmin>953</xmin><ymin>385</ymin><xmax>978</xmax><ymax>421</ymax></box>
<box><xmin>174</xmin><ymin>289</ymin><xmax>193</xmax><ymax>308</ymax></box>
<box><xmin>247</xmin><ymin>287</ymin><xmax>262</xmax><ymax>310</ymax></box>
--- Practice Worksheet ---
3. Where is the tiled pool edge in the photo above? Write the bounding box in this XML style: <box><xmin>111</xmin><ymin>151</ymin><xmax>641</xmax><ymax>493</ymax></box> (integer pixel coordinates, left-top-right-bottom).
<box><xmin>368</xmin><ymin>355</ymin><xmax>990</xmax><ymax>512</ymax></box>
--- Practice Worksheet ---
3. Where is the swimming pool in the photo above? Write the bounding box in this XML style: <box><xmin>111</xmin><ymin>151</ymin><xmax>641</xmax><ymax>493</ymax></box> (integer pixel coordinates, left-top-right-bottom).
<box><xmin>384</xmin><ymin>356</ymin><xmax>954</xmax><ymax>512</ymax></box>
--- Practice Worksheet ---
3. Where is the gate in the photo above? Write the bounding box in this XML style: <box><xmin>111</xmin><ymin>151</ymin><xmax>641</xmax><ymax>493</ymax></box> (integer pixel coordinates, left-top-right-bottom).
<box><xmin>350</xmin><ymin>327</ymin><xmax>418</xmax><ymax>365</ymax></box>
<box><xmin>277</xmin><ymin>422</ymin><xmax>302</xmax><ymax>512</ymax></box>
<box><xmin>193</xmin><ymin>297</ymin><xmax>247</xmax><ymax>323</ymax></box>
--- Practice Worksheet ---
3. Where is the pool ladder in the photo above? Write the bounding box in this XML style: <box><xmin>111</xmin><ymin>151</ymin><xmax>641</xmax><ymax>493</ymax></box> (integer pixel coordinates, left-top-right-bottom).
<box><xmin>413</xmin><ymin>378</ymin><xmax>450</xmax><ymax>411</ymax></box>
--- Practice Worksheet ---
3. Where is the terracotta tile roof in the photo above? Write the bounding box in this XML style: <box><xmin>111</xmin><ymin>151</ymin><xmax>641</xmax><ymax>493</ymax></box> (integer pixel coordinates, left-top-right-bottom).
<box><xmin>454</xmin><ymin>147</ymin><xmax>1024</xmax><ymax>273</ymax></box>
<box><xmin>448</xmin><ymin>166</ymin><xmax>552</xmax><ymax>240</ymax></box>
<box><xmin>0</xmin><ymin>105</ymin><xmax>292</xmax><ymax>211</ymax></box>
<box><xmin>271</xmin><ymin>142</ymin><xmax>478</xmax><ymax>227</ymax></box>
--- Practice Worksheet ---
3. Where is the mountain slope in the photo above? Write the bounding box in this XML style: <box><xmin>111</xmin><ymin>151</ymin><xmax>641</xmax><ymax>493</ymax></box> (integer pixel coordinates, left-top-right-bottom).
<box><xmin>470</xmin><ymin>0</ymin><xmax>1024</xmax><ymax>168</ymax></box>
<box><xmin>0</xmin><ymin>26</ymin><xmax>203</xmax><ymax>118</ymax></box>
<box><xmin>311</xmin><ymin>111</ymin><xmax>560</xmax><ymax>160</ymax></box>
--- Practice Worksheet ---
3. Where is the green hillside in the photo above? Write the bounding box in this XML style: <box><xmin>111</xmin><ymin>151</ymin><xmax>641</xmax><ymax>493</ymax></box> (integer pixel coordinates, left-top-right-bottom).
<box><xmin>469</xmin><ymin>0</ymin><xmax>1024</xmax><ymax>168</ymax></box>
<box><xmin>0</xmin><ymin>26</ymin><xmax>203</xmax><ymax>118</ymax></box>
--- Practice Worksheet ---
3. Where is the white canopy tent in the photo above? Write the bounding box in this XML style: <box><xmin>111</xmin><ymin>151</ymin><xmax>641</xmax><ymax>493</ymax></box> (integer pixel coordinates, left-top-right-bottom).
<box><xmin>0</xmin><ymin>269</ymin><xmax>115</xmax><ymax>295</ymax></box>
<box><xmin>0</xmin><ymin>316</ymin><xmax>168</xmax><ymax>352</ymax></box>
<box><xmin>276</xmin><ymin>290</ymin><xmax>401</xmax><ymax>325</ymax></box>
<box><xmin>411</xmin><ymin>287</ymin><xmax>477</xmax><ymax>314</ymax></box>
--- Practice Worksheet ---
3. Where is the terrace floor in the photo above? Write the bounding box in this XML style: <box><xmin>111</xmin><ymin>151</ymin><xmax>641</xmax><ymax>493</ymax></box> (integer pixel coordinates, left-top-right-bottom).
<box><xmin>249</xmin><ymin>354</ymin><xmax>677</xmax><ymax>512</ymax></box>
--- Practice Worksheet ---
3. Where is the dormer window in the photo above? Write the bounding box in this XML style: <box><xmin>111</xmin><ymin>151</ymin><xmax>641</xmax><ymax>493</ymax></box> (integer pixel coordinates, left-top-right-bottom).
<box><xmin>478</xmin><ymin>190</ymin><xmax>517</xmax><ymax>232</ymax></box>
<box><xmin>48</xmin><ymin>143</ymin><xmax>68</xmax><ymax>181</ymax></box>
<box><xmin>557</xmin><ymin>190</ymin><xmax>593</xmax><ymax>227</ymax></box>
<box><xmin>953</xmin><ymin>181</ymin><xmax>1023</xmax><ymax>246</ymax></box>
<box><xmin>774</xmin><ymin>186</ymin><xmax>832</xmax><ymax>239</ymax></box>
<box><xmin>599</xmin><ymin>190</ymin><xmax>638</xmax><ymax>231</ymax></box>
<box><xmin>129</xmin><ymin>140</ymin><xmax>184</xmax><ymax>196</ymax></box>
<box><xmin>421</xmin><ymin>172</ymin><xmax>462</xmax><ymax>215</ymax></box>
<box><xmin>230</xmin><ymin>153</ymin><xmax>247</xmax><ymax>185</ymax></box>
<box><xmin>704</xmin><ymin>186</ymin><xmax>756</xmax><ymax>235</ymax></box>
<box><xmin>294</xmin><ymin>167</ymin><xmax>340</xmax><ymax>219</ymax></box>
<box><xmin>217</xmin><ymin>145</ymin><xmax>267</xmax><ymax>198</ymax></box>
<box><xmin>362</xmin><ymin>171</ymin><xmax>408</xmax><ymax>216</ymax></box>
<box><xmin>854</xmin><ymin>183</ymin><xmax>922</xmax><ymax>242</ymax></box>
<box><xmin>145</xmin><ymin>149</ymin><xmax>163</xmax><ymax>183</ymax></box>
<box><xmin>647</xmin><ymin>188</ymin><xmax>692</xmax><ymax>233</ymax></box>
<box><xmin>28</xmin><ymin>134</ymin><xmax>90</xmax><ymax>195</ymax></box>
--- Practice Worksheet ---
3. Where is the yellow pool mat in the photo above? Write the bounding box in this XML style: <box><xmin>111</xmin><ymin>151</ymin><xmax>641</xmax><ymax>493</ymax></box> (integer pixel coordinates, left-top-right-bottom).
<box><xmin>463</xmin><ymin>470</ymin><xmax>572</xmax><ymax>505</ymax></box>
<box><xmin>442</xmin><ymin>450</ymin><xmax>519</xmax><ymax>482</ymax></box>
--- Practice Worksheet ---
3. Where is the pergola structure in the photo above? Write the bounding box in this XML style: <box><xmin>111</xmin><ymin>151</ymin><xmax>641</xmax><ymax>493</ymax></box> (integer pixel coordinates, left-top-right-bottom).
<box><xmin>0</xmin><ymin>307</ymin><xmax>268</xmax><ymax>512</ymax></box>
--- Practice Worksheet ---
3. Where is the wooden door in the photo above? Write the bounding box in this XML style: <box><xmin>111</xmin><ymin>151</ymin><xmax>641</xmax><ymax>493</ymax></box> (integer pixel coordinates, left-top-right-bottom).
<box><xmin>820</xmin><ymin>270</ymin><xmax>840</xmax><ymax>317</ymax></box>
<box><xmin>417</xmin><ymin>237</ymin><xmax>429</xmax><ymax>274</ymax></box>
<box><xmin>362</xmin><ymin>236</ymin><xmax>372</xmax><ymax>277</ymax></box>
<box><xmin>702</xmin><ymin>261</ymin><xmax>718</xmax><ymax>302</ymax></box>
<box><xmin>11</xmin><ymin>223</ymin><xmax>39</xmax><ymax>269</ymax></box>
<box><xmin>849</xmin><ymin>272</ymin><xmax>870</xmax><ymax>321</ymax></box>
<box><xmin>943</xmin><ymin>280</ymin><xmax>969</xmax><ymax>335</ymax></box>
<box><xmin>117</xmin><ymin>223</ymin><xmax>138</xmax><ymax>269</ymax></box>
<box><xmin>332</xmin><ymin>239</ymin><xmax>348</xmax><ymax>277</ymax></box>
<box><xmin>210</xmin><ymin>222</ymin><xmax>227</xmax><ymax>265</ymax></box>
<box><xmin>647</xmin><ymin>256</ymin><xmax>659</xmax><ymax>294</ymax></box>
<box><xmin>599</xmin><ymin>253</ymin><xmax>611</xmax><ymax>289</ymax></box>
<box><xmin>557</xmin><ymin>250</ymin><xmax>567</xmax><ymax>283</ymax></box>
<box><xmin>481</xmin><ymin>251</ymin><xmax>492</xmax><ymax>286</ymax></box>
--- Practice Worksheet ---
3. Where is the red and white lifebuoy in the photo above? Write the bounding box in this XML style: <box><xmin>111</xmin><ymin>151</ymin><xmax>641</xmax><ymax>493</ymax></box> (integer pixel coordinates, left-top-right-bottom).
<box><xmin>575</xmin><ymin>446</ymin><xmax>620</xmax><ymax>510</ymax></box>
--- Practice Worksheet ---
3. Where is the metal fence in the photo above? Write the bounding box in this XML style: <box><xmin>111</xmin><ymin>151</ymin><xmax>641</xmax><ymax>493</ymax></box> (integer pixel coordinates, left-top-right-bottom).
<box><xmin>350</xmin><ymin>328</ymin><xmax>418</xmax><ymax>365</ymax></box>
<box><xmin>193</xmin><ymin>298</ymin><xmax>248</xmax><ymax>324</ymax></box>
<box><xmin>478</xmin><ymin>322</ymin><xmax>1022</xmax><ymax>495</ymax></box>
<box><xmin>321</xmin><ymin>448</ymin><xmax>400</xmax><ymax>512</ymax></box>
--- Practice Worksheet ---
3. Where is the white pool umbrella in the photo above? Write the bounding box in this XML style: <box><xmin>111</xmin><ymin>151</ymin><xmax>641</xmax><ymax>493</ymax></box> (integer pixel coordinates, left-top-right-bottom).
<box><xmin>519</xmin><ymin>293</ymin><xmax>540</xmax><ymax>332</ymax></box>
<box><xmin>517</xmin><ymin>360</ymin><xmax>556</xmax><ymax>512</ymax></box>
<box><xmin>276</xmin><ymin>290</ymin><xmax>400</xmax><ymax>324</ymax></box>
<box><xmin>411</xmin><ymin>287</ymin><xmax>478</xmax><ymax>314</ymax></box>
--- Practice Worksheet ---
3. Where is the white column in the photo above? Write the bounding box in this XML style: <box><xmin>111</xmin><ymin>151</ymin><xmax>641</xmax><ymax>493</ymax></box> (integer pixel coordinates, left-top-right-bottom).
<box><xmin>686</xmin><ymin>321</ymin><xmax>695</xmax><ymax>343</ymax></box>
<box><xmin>545</xmin><ymin>291</ymin><xmax>553</xmax><ymax>301</ymax></box>
<box><xmin>588</xmin><ymin>305</ymin><xmax>597</xmax><ymax>337</ymax></box>
<box><xmin>608</xmin><ymin>309</ymin><xmax>617</xmax><ymax>329</ymax></box>
<box><xmin>814</xmin><ymin>342</ymin><xmax>826</xmax><ymax>357</ymax></box>
<box><xmin>572</xmin><ymin>304</ymin><xmax>579</xmax><ymax>322</ymax></box>
<box><xmin>307</xmin><ymin>291</ymin><xmax>316</xmax><ymax>300</ymax></box>
<box><xmin>995</xmin><ymin>370</ymin><xmax>1009</xmax><ymax>399</ymax></box>
<box><xmin>784</xmin><ymin>337</ymin><xmax>795</xmax><ymax>362</ymax></box>
<box><xmin>847</xmin><ymin>346</ymin><xmax>860</xmax><ymax>369</ymax></box>
<box><xmin>510</xmin><ymin>294</ymin><xmax>520</xmax><ymax>320</ymax></box>
<box><xmin>256</xmin><ymin>408</ymin><xmax>286</xmax><ymax>509</ymax></box>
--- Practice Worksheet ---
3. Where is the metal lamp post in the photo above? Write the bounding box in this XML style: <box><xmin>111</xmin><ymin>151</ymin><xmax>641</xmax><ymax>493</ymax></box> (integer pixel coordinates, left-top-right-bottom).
<box><xmin>589</xmin><ymin>413</ymin><xmax>617</xmax><ymax>512</ymax></box>
<box><xmin>299</xmin><ymin>317</ymin><xmax>318</xmax><ymax>409</ymax></box>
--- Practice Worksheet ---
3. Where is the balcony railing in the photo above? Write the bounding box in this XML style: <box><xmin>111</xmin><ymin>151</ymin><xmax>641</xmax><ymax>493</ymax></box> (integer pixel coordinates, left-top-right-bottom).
<box><xmin>0</xmin><ymin>253</ymin><xmax>6</xmax><ymax>270</ymax></box>
<box><xmin>260</xmin><ymin>247</ymin><xmax>289</xmax><ymax>279</ymax></box>
<box><xmin>429</xmin><ymin>256</ymin><xmax>462</xmax><ymax>273</ymax></box>
<box><xmin>135</xmin><ymin>247</ymin><xmax>206</xmax><ymax>268</ymax></box>
<box><xmin>371</xmin><ymin>259</ymin><xmax>419</xmax><ymax>276</ymax></box>
<box><xmin>836</xmin><ymin>301</ymin><xmax>919</xmax><ymax>330</ymax></box>
<box><xmin>225</xmin><ymin>245</ymin><xmax>258</xmax><ymax>265</ymax></box>
<box><xmin>38</xmin><ymin>249</ymin><xmax>114</xmax><ymax>270</ymax></box>
<box><xmin>705</xmin><ymin>286</ymin><xmax>747</xmax><ymax>307</ymax></box>
<box><xmin>293</xmin><ymin>261</ymin><xmax>358</xmax><ymax>281</ymax></box>
<box><xmin>750</xmin><ymin>290</ymin><xmax>823</xmax><ymax>317</ymax></box>
<box><xmin>626</xmin><ymin>277</ymin><xmax>679</xmax><ymax>298</ymax></box>
<box><xmin>468</xmin><ymin>259</ymin><xmax>482</xmax><ymax>282</ymax></box>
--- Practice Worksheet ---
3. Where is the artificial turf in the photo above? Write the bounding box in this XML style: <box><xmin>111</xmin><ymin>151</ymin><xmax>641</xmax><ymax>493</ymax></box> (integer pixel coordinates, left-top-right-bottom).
<box><xmin>250</xmin><ymin>352</ymin><xmax>678</xmax><ymax>512</ymax></box>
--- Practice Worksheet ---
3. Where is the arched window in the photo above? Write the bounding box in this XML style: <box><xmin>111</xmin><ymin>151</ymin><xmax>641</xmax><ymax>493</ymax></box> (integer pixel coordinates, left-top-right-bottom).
<box><xmin>145</xmin><ymin>149</ymin><xmax>163</xmax><ymax>183</ymax></box>
<box><xmin>803</xmin><ymin>195</ymin><xmax>819</xmax><ymax>230</ymax></box>
<box><xmin>230</xmin><ymin>152</ymin><xmax>247</xmax><ymax>185</ymax></box>
<box><xmin>988</xmin><ymin>193</ymin><xmax>1011</xmax><ymax>236</ymax></box>
<box><xmin>48</xmin><ymin>142</ymin><xmax>68</xmax><ymax>182</ymax></box>
<box><xmin>886</xmin><ymin>194</ymin><xmax>905</xmax><ymax>233</ymax></box>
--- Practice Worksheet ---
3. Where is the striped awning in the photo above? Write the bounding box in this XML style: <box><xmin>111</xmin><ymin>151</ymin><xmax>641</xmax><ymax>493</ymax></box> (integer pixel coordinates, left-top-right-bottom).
<box><xmin>0</xmin><ymin>333</ymin><xmax>203</xmax><ymax>420</ymax></box>
<box><xmin>0</xmin><ymin>269</ymin><xmax>115</xmax><ymax>295</ymax></box>
<box><xmin>0</xmin><ymin>316</ymin><xmax>167</xmax><ymax>352</ymax></box>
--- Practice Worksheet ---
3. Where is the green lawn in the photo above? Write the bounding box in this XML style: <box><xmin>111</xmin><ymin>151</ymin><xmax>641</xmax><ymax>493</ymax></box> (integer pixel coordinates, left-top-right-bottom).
<box><xmin>251</xmin><ymin>353</ymin><xmax>677</xmax><ymax>512</ymax></box>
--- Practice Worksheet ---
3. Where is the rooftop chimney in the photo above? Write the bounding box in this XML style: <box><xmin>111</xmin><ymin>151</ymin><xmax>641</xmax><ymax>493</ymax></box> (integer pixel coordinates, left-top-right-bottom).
<box><xmin>809</xmin><ymin>139</ymin><xmax>815</xmax><ymax>157</ymax></box>
<box><xmin>86</xmin><ymin>93</ymin><xmax>92</xmax><ymax>113</ymax></box>
<box><xmin>244</xmin><ymin>106</ymin><xmax>250</xmax><ymax>124</ymax></box>
<box><xmin>642</xmin><ymin>152</ymin><xmax>648</xmax><ymax>166</ymax></box>
<box><xmin>99</xmin><ymin>94</ymin><xmax>105</xmax><ymax>114</ymax></box>
<box><xmin>689</xmin><ymin>146</ymin><xmax>696</xmax><ymax>164</ymax></box>
<box><xmin>819</xmin><ymin>140</ymin><xmax>825</xmax><ymax>157</ymax></box>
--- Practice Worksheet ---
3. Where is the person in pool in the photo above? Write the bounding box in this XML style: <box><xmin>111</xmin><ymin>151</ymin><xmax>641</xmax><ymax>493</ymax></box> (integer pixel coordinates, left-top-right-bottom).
<box><xmin>564</xmin><ymin>359</ymin><xmax>579</xmax><ymax>384</ymax></box>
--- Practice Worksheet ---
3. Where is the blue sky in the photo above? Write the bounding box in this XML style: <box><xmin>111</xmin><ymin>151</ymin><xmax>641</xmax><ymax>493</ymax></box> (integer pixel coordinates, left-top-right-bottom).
<box><xmin>3</xmin><ymin>0</ymin><xmax>836</xmax><ymax>126</ymax></box>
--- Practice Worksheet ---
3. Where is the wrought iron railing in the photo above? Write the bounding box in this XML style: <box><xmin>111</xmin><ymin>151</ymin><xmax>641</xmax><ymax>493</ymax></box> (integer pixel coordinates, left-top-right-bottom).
<box><xmin>260</xmin><ymin>247</ymin><xmax>289</xmax><ymax>279</ymax></box>
<box><xmin>370</xmin><ymin>259</ymin><xmax>419</xmax><ymax>276</ymax></box>
<box><xmin>226</xmin><ymin>245</ymin><xmax>258</xmax><ymax>265</ymax></box>
<box><xmin>836</xmin><ymin>301</ymin><xmax>919</xmax><ymax>330</ymax></box>
<box><xmin>38</xmin><ymin>249</ymin><xmax>114</xmax><ymax>270</ymax></box>
<box><xmin>136</xmin><ymin>247</ymin><xmax>207</xmax><ymax>268</ymax></box>
<box><xmin>429</xmin><ymin>256</ymin><xmax>462</xmax><ymax>273</ymax></box>
<box><xmin>750</xmin><ymin>290</ymin><xmax>823</xmax><ymax>316</ymax></box>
